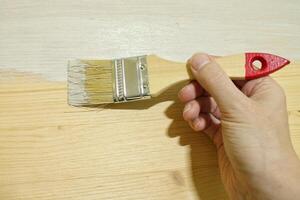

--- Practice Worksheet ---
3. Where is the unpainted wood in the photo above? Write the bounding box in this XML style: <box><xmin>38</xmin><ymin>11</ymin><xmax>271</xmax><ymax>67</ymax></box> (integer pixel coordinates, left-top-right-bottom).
<box><xmin>215</xmin><ymin>54</ymin><xmax>245</xmax><ymax>78</ymax></box>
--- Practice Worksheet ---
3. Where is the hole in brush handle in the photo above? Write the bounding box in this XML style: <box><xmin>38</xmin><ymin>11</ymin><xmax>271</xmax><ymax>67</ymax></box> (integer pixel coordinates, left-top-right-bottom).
<box><xmin>245</xmin><ymin>52</ymin><xmax>290</xmax><ymax>80</ymax></box>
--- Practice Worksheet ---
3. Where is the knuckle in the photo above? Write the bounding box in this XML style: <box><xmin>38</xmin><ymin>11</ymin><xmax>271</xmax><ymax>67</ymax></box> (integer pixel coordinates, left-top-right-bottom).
<box><xmin>269</xmin><ymin>79</ymin><xmax>286</xmax><ymax>101</ymax></box>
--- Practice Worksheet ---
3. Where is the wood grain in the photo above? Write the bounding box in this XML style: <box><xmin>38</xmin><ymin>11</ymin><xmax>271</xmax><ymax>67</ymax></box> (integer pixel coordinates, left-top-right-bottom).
<box><xmin>0</xmin><ymin>0</ymin><xmax>300</xmax><ymax>199</ymax></box>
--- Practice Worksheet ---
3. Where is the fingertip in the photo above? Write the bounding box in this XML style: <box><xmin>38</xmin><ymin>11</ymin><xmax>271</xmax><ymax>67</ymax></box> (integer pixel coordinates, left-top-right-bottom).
<box><xmin>190</xmin><ymin>114</ymin><xmax>211</xmax><ymax>132</ymax></box>
<box><xmin>178</xmin><ymin>81</ymin><xmax>203</xmax><ymax>102</ymax></box>
<box><xmin>188</xmin><ymin>53</ymin><xmax>212</xmax><ymax>72</ymax></box>
<box><xmin>178</xmin><ymin>86</ymin><xmax>188</xmax><ymax>102</ymax></box>
<box><xmin>182</xmin><ymin>100</ymin><xmax>200</xmax><ymax>121</ymax></box>
<box><xmin>191</xmin><ymin>118</ymin><xmax>202</xmax><ymax>131</ymax></box>
<box><xmin>182</xmin><ymin>102</ymin><xmax>192</xmax><ymax>120</ymax></box>
<box><xmin>191</xmin><ymin>117</ymin><xmax>205</xmax><ymax>131</ymax></box>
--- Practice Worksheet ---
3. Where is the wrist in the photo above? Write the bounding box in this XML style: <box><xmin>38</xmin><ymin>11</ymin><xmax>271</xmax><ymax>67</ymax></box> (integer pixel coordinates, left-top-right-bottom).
<box><xmin>250</xmin><ymin>152</ymin><xmax>300</xmax><ymax>200</ymax></box>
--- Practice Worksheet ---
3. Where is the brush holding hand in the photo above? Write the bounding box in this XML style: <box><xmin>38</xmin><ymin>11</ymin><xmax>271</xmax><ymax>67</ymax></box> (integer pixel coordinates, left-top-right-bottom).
<box><xmin>178</xmin><ymin>53</ymin><xmax>300</xmax><ymax>200</ymax></box>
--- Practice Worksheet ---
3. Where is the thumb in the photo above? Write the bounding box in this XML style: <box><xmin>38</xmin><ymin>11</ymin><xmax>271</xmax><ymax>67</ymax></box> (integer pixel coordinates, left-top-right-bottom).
<box><xmin>188</xmin><ymin>53</ymin><xmax>246</xmax><ymax>110</ymax></box>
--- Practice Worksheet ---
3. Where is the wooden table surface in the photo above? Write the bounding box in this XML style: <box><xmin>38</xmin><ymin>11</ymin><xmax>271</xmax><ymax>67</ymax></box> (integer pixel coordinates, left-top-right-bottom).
<box><xmin>0</xmin><ymin>1</ymin><xmax>299</xmax><ymax>199</ymax></box>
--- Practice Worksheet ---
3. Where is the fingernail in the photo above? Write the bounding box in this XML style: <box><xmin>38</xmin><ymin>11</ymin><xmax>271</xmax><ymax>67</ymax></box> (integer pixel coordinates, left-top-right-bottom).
<box><xmin>183</xmin><ymin>103</ymin><xmax>192</xmax><ymax>113</ymax></box>
<box><xmin>189</xmin><ymin>54</ymin><xmax>211</xmax><ymax>71</ymax></box>
<box><xmin>182</xmin><ymin>84</ymin><xmax>192</xmax><ymax>93</ymax></box>
<box><xmin>192</xmin><ymin>118</ymin><xmax>201</xmax><ymax>130</ymax></box>
<box><xmin>178</xmin><ymin>84</ymin><xmax>190</xmax><ymax>100</ymax></box>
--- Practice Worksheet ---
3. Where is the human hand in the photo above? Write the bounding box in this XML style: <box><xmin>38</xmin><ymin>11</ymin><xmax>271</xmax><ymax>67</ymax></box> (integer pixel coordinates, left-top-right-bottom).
<box><xmin>178</xmin><ymin>53</ymin><xmax>300</xmax><ymax>200</ymax></box>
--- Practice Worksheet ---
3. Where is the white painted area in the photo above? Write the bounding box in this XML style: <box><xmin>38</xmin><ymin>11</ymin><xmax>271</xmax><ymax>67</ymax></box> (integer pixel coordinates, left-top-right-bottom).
<box><xmin>0</xmin><ymin>0</ymin><xmax>299</xmax><ymax>81</ymax></box>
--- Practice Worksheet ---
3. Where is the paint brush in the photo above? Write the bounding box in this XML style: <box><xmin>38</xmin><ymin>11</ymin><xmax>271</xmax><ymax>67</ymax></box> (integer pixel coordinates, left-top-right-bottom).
<box><xmin>68</xmin><ymin>53</ymin><xmax>290</xmax><ymax>106</ymax></box>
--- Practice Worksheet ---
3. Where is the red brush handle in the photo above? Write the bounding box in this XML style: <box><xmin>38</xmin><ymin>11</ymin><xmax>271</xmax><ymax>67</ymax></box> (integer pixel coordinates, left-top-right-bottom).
<box><xmin>245</xmin><ymin>53</ymin><xmax>290</xmax><ymax>80</ymax></box>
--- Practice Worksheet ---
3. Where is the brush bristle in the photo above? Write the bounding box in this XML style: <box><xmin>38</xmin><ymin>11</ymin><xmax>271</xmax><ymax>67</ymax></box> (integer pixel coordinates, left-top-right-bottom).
<box><xmin>68</xmin><ymin>59</ymin><xmax>113</xmax><ymax>106</ymax></box>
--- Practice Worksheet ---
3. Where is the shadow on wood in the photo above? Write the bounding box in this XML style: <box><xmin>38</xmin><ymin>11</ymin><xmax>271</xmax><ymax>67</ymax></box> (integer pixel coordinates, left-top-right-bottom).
<box><xmin>81</xmin><ymin>79</ymin><xmax>228</xmax><ymax>199</ymax></box>
<box><xmin>101</xmin><ymin>79</ymin><xmax>228</xmax><ymax>199</ymax></box>
<box><xmin>165</xmin><ymin>99</ymin><xmax>227</xmax><ymax>200</ymax></box>
<box><xmin>85</xmin><ymin>81</ymin><xmax>189</xmax><ymax>110</ymax></box>
<box><xmin>147</xmin><ymin>80</ymin><xmax>228</xmax><ymax>199</ymax></box>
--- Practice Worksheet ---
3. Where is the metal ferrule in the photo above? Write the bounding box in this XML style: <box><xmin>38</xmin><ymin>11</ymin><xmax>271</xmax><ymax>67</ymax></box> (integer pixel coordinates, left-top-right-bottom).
<box><xmin>112</xmin><ymin>55</ymin><xmax>151</xmax><ymax>103</ymax></box>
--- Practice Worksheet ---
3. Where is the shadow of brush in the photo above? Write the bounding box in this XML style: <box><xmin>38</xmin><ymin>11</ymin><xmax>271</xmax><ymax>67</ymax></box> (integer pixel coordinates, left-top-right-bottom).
<box><xmin>87</xmin><ymin>79</ymin><xmax>227</xmax><ymax>199</ymax></box>
<box><xmin>164</xmin><ymin>97</ymin><xmax>227</xmax><ymax>199</ymax></box>
<box><xmin>99</xmin><ymin>80</ymin><xmax>188</xmax><ymax>110</ymax></box>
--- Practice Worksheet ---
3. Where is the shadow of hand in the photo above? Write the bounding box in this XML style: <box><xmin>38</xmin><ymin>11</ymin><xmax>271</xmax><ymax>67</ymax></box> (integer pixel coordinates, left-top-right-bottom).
<box><xmin>165</xmin><ymin>95</ymin><xmax>227</xmax><ymax>200</ymax></box>
<box><xmin>95</xmin><ymin>80</ymin><xmax>227</xmax><ymax>199</ymax></box>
